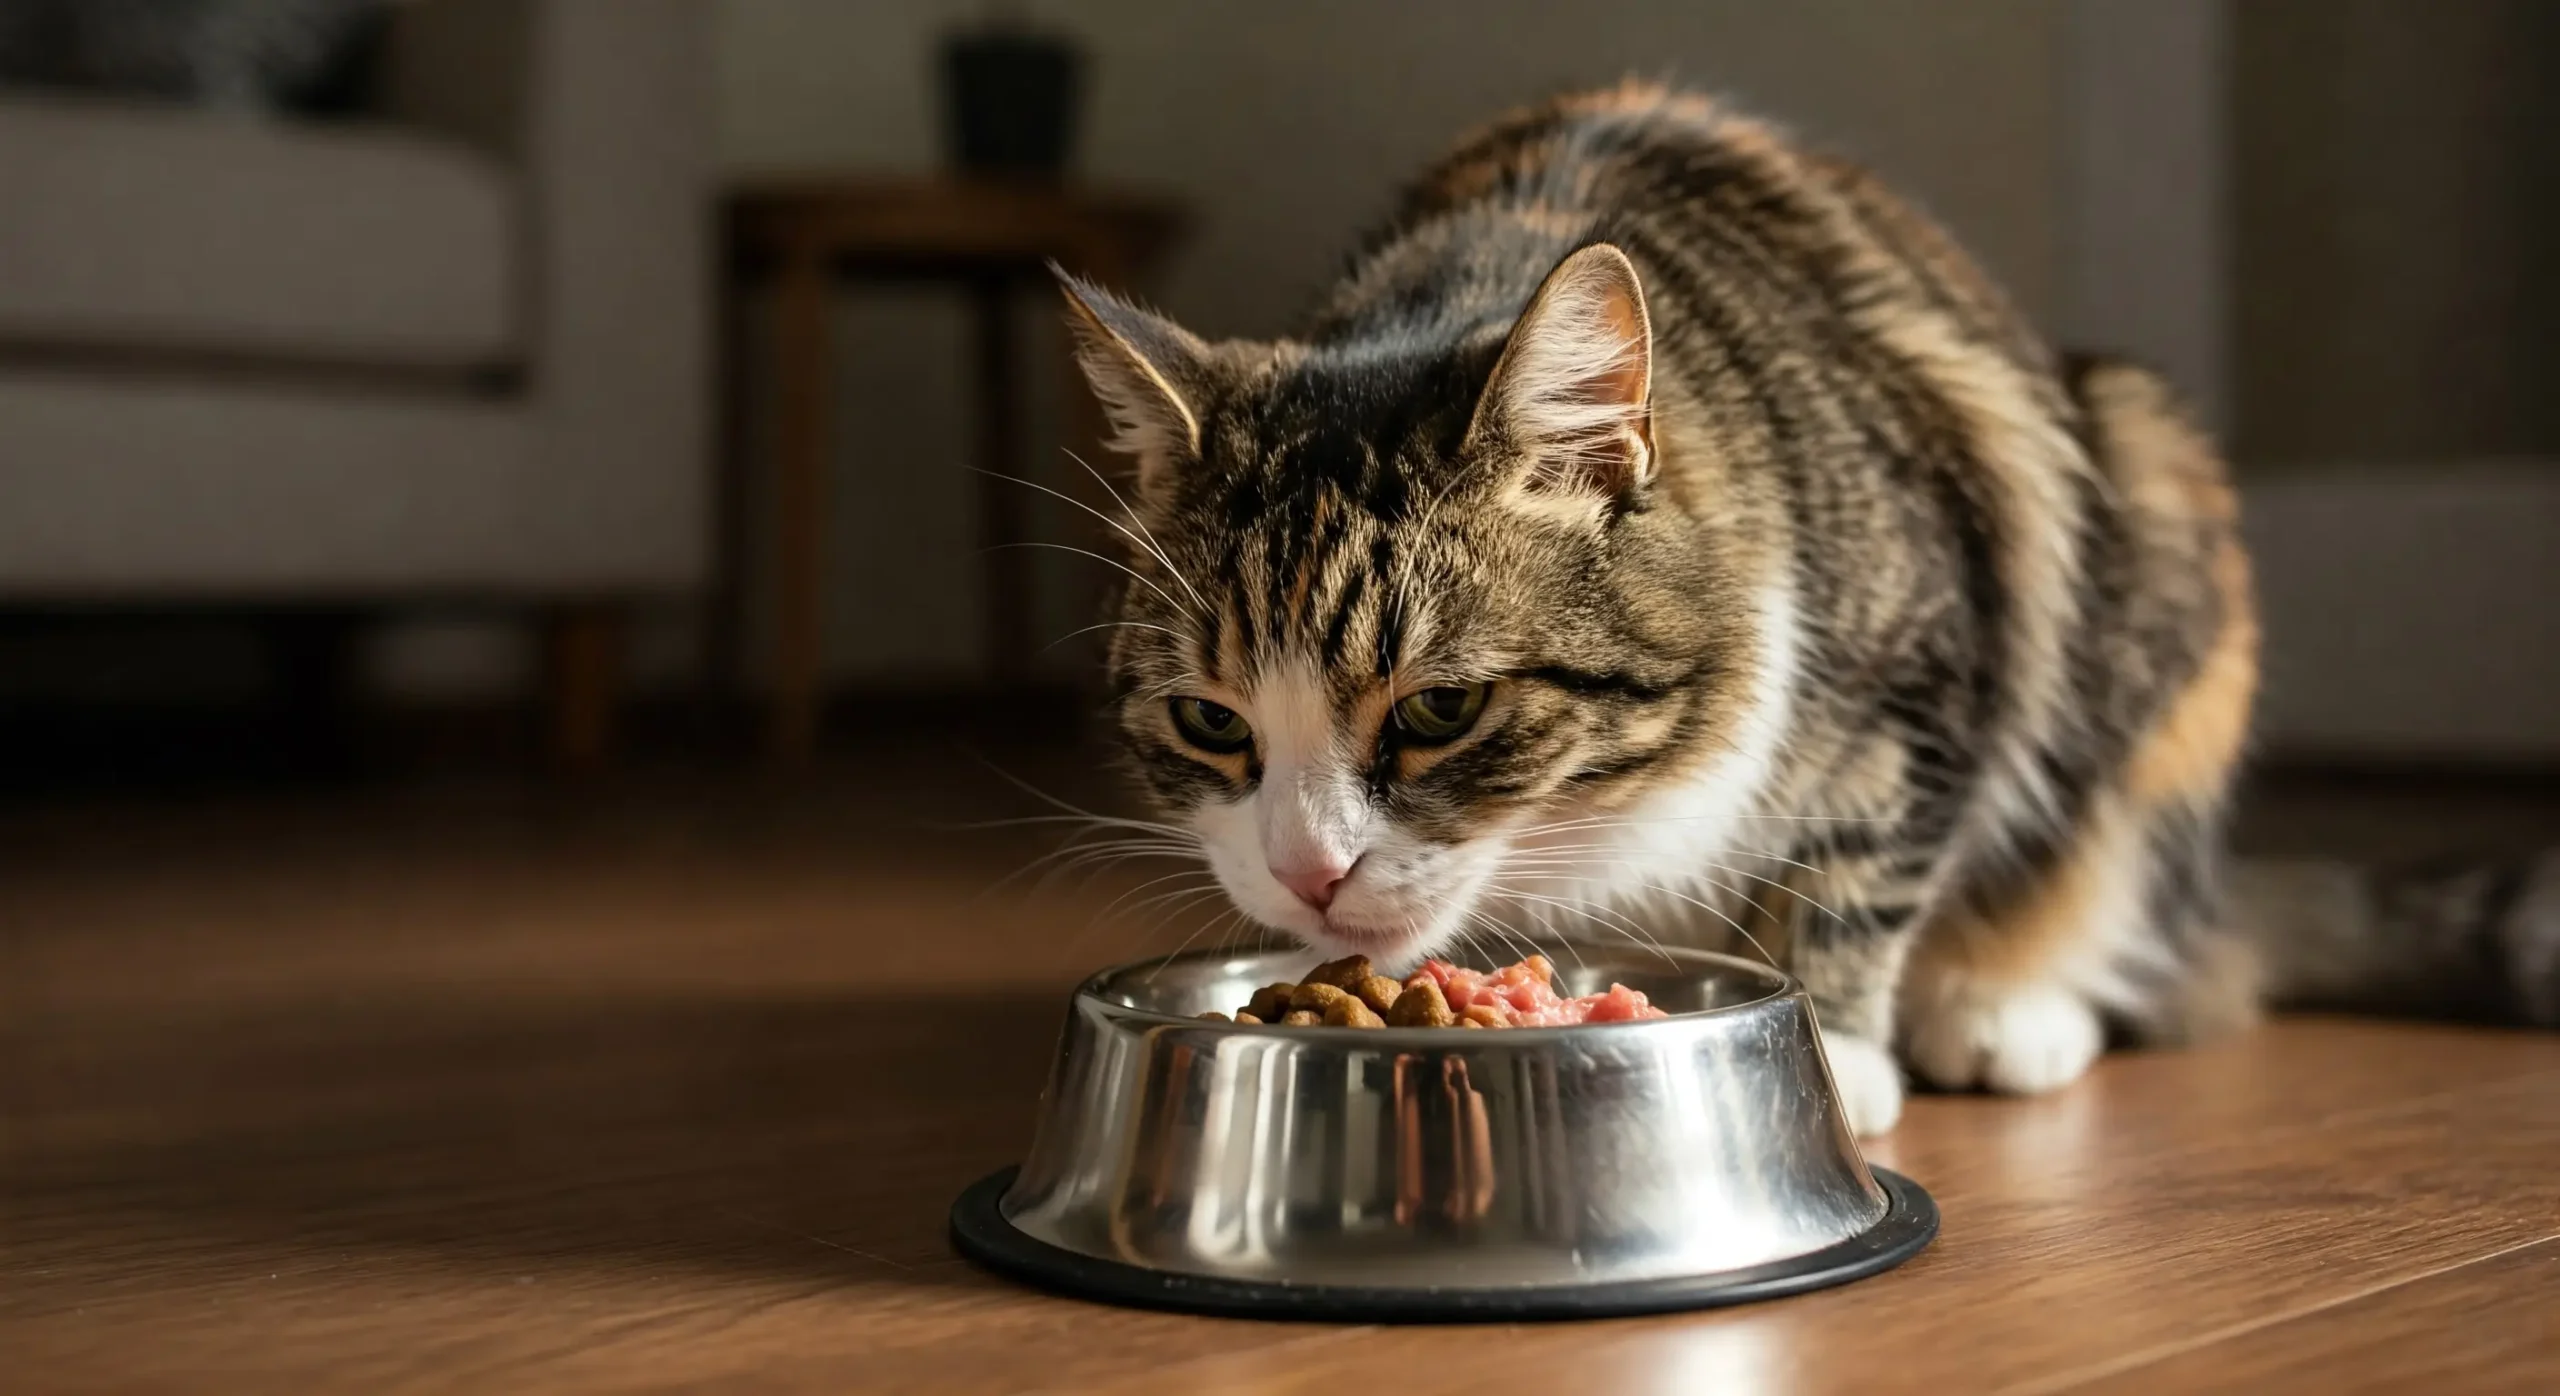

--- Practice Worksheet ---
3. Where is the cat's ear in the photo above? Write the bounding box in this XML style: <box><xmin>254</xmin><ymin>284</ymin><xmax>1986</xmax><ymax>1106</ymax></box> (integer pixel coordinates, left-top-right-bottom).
<box><xmin>1055</xmin><ymin>269</ymin><xmax>1212</xmax><ymax>494</ymax></box>
<box><xmin>1466</xmin><ymin>243</ymin><xmax>1655</xmax><ymax>499</ymax></box>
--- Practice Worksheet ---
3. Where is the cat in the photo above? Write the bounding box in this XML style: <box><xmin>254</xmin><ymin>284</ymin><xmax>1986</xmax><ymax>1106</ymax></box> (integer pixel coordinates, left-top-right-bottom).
<box><xmin>1057</xmin><ymin>81</ymin><xmax>2560</xmax><ymax>1136</ymax></box>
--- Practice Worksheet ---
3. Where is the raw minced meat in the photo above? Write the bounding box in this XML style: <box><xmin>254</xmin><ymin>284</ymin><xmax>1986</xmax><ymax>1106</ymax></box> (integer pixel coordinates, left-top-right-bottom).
<box><xmin>1403</xmin><ymin>954</ymin><xmax>1667</xmax><ymax>1025</ymax></box>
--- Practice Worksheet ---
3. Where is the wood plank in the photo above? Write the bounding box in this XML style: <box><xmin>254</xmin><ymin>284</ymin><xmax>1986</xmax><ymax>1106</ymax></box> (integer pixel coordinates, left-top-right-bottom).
<box><xmin>2064</xmin><ymin>1237</ymin><xmax>2560</xmax><ymax>1395</ymax></box>
<box><xmin>8</xmin><ymin>790</ymin><xmax>2559</xmax><ymax>1394</ymax></box>
<box><xmin>1074</xmin><ymin>1064</ymin><xmax>2560</xmax><ymax>1396</ymax></box>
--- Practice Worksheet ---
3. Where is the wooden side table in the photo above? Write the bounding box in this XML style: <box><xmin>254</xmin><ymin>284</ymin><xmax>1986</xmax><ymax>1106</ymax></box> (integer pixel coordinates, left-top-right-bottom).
<box><xmin>721</xmin><ymin>178</ymin><xmax>1186</xmax><ymax>763</ymax></box>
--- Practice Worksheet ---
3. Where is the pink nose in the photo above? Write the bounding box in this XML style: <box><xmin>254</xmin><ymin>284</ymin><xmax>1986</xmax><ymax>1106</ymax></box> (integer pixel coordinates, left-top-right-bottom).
<box><xmin>1272</xmin><ymin>856</ymin><xmax>1355</xmax><ymax>910</ymax></box>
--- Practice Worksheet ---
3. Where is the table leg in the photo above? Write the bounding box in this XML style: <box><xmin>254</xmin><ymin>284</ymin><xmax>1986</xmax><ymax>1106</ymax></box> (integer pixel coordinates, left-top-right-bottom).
<box><xmin>769</xmin><ymin>251</ymin><xmax>831</xmax><ymax>764</ymax></box>
<box><xmin>544</xmin><ymin>602</ymin><xmax>622</xmax><ymax>775</ymax></box>
<box><xmin>972</xmin><ymin>274</ymin><xmax>1033</xmax><ymax>684</ymax></box>
<box><xmin>708</xmin><ymin>254</ymin><xmax>754</xmax><ymax>709</ymax></box>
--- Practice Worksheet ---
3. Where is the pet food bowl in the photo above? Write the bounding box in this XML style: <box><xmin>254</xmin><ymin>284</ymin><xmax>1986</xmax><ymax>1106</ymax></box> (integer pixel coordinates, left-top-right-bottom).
<box><xmin>949</xmin><ymin>942</ymin><xmax>1935</xmax><ymax>1320</ymax></box>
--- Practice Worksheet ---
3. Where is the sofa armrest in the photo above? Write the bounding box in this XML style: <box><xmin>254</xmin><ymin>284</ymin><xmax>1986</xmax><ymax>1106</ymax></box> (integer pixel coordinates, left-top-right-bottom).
<box><xmin>383</xmin><ymin>0</ymin><xmax>715</xmax><ymax>592</ymax></box>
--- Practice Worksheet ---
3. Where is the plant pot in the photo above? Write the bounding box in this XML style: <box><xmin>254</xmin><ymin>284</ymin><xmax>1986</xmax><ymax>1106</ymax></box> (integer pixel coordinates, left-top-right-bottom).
<box><xmin>939</xmin><ymin>30</ymin><xmax>1084</xmax><ymax>177</ymax></box>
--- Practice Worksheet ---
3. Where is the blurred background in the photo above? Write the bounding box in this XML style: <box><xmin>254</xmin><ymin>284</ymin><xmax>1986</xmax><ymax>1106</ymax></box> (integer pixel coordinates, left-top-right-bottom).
<box><xmin>5</xmin><ymin>5</ymin><xmax>2556</xmax><ymax>1384</ymax></box>
<box><xmin>0</xmin><ymin>0</ymin><xmax>2550</xmax><ymax>802</ymax></box>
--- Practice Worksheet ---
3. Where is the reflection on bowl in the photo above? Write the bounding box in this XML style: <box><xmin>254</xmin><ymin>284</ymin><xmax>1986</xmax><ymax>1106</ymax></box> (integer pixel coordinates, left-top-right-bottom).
<box><xmin>952</xmin><ymin>941</ymin><xmax>1937</xmax><ymax>1320</ymax></box>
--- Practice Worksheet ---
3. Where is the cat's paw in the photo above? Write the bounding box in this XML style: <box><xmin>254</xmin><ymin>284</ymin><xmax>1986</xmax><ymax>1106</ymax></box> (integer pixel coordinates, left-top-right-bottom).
<box><xmin>1820</xmin><ymin>1029</ymin><xmax>1904</xmax><ymax>1136</ymax></box>
<box><xmin>1906</xmin><ymin>983</ymin><xmax>2102</xmax><ymax>1096</ymax></box>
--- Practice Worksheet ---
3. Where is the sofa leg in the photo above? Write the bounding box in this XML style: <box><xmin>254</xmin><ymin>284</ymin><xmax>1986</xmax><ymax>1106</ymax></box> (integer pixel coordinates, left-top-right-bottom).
<box><xmin>544</xmin><ymin>603</ymin><xmax>622</xmax><ymax>774</ymax></box>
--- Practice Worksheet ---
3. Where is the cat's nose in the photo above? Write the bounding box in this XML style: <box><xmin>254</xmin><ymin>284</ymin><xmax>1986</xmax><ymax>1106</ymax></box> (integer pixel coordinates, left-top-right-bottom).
<box><xmin>1272</xmin><ymin>854</ymin><xmax>1356</xmax><ymax>910</ymax></box>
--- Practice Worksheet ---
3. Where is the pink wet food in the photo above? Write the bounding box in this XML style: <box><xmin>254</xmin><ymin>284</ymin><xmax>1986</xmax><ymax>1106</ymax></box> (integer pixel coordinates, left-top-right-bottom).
<box><xmin>1405</xmin><ymin>954</ymin><xmax>1669</xmax><ymax>1025</ymax></box>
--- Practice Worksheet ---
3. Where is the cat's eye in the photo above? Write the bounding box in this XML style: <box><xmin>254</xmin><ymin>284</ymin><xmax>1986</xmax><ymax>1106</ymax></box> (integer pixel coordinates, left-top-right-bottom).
<box><xmin>1169</xmin><ymin>696</ymin><xmax>1254</xmax><ymax>753</ymax></box>
<box><xmin>1392</xmin><ymin>683</ymin><xmax>1490</xmax><ymax>743</ymax></box>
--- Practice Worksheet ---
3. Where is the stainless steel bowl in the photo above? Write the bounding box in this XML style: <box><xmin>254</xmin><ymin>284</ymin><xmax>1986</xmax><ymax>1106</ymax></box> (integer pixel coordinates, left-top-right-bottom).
<box><xmin>950</xmin><ymin>941</ymin><xmax>1934</xmax><ymax>1320</ymax></box>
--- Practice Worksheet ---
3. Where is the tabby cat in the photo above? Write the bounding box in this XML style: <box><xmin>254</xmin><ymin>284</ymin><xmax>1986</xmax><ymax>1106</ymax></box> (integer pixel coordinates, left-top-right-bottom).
<box><xmin>1059</xmin><ymin>83</ymin><xmax>2560</xmax><ymax>1135</ymax></box>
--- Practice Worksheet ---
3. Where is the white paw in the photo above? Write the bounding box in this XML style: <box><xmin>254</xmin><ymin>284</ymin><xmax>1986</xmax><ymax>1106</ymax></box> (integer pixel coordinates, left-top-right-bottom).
<box><xmin>1906</xmin><ymin>984</ymin><xmax>2103</xmax><ymax>1096</ymax></box>
<box><xmin>1820</xmin><ymin>1030</ymin><xmax>1905</xmax><ymax>1137</ymax></box>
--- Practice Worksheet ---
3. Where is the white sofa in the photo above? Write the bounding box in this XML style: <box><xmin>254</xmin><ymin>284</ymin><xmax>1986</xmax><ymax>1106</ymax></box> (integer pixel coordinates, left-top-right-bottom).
<box><xmin>0</xmin><ymin>0</ymin><xmax>712</xmax><ymax>765</ymax></box>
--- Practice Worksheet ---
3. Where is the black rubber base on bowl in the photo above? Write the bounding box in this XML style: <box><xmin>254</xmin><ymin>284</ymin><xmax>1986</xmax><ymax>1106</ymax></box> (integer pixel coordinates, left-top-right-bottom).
<box><xmin>948</xmin><ymin>1165</ymin><xmax>1937</xmax><ymax>1322</ymax></box>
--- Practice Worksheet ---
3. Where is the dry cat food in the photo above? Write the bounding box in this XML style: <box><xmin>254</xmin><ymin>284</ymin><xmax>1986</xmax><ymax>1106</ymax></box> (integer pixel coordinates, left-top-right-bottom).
<box><xmin>1196</xmin><ymin>953</ymin><xmax>1666</xmax><ymax>1028</ymax></box>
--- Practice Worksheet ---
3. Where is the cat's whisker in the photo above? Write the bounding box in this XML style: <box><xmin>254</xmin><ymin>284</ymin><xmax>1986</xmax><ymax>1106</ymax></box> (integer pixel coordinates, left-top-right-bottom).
<box><xmin>969</xmin><ymin>464</ymin><xmax>1211</xmax><ymax>615</ymax></box>
<box><xmin>978</xmin><ymin>837</ymin><xmax>1182</xmax><ymax>903</ymax></box>
<box><xmin>1499</xmin><ymin>848</ymin><xmax>1851</xmax><ymax>931</ymax></box>
<box><xmin>1455</xmin><ymin>911</ymin><xmax>1492</xmax><ymax>960</ymax></box>
<box><xmin>1004</xmin><ymin>832</ymin><xmax>1200</xmax><ymax>874</ymax></box>
<box><xmin>1088</xmin><ymin>868</ymin><xmax>1223</xmax><ymax>925</ymax></box>
<box><xmin>1116</xmin><ymin>880</ymin><xmax>1230</xmax><ymax>925</ymax></box>
<box><xmin>1120</xmin><ymin>887</ymin><xmax>1237</xmax><ymax>957</ymax></box>
<box><xmin>1508</xmin><ymin>810</ymin><xmax>1886</xmax><ymax>838</ymax></box>
<box><xmin>946</xmin><ymin>811</ymin><xmax>1190</xmax><ymax>837</ymax></box>
<box><xmin>1004</xmin><ymin>837</ymin><xmax>1206</xmax><ymax>900</ymax></box>
<box><xmin>1677</xmin><ymin>877</ymin><xmax>1789</xmax><ymax>967</ymax></box>
<box><xmin>1501</xmin><ymin>828</ymin><xmax>1840</xmax><ymax>883</ymax></box>
<box><xmin>1488</xmin><ymin>872</ymin><xmax>1683</xmax><ymax>959</ymax></box>
<box><xmin>959</xmin><ymin>759</ymin><xmax>1191</xmax><ymax>835</ymax></box>
<box><xmin>1208</xmin><ymin>909</ymin><xmax>1255</xmax><ymax>959</ymax></box>
<box><xmin>1027</xmin><ymin>834</ymin><xmax>1205</xmax><ymax>868</ymax></box>
<box><xmin>1461</xmin><ymin>907</ymin><xmax>1538</xmax><ymax>966</ymax></box>
<box><xmin>1020</xmin><ymin>856</ymin><xmax>1177</xmax><ymax>906</ymax></box>
<box><xmin>1041</xmin><ymin>620</ymin><xmax>1191</xmax><ymax>654</ymax></box>
<box><xmin>1498</xmin><ymin>843</ymin><xmax>1838</xmax><ymax>907</ymax></box>
<box><xmin>982</xmin><ymin>541</ymin><xmax>1200</xmax><ymax>622</ymax></box>
<box><xmin>1492</xmin><ymin>902</ymin><xmax>1589</xmax><ymax>970</ymax></box>
<box><xmin>1053</xmin><ymin>892</ymin><xmax>1170</xmax><ymax>961</ymax></box>
<box><xmin>1140</xmin><ymin>905</ymin><xmax>1247</xmax><ymax>982</ymax></box>
<box><xmin>1497</xmin><ymin>866</ymin><xmax>1780</xmax><ymax>971</ymax></box>
<box><xmin>1484</xmin><ymin>883</ymin><xmax>1679</xmax><ymax>966</ymax></box>
<box><xmin>1060</xmin><ymin>447</ymin><xmax>1208</xmax><ymax>612</ymax></box>
<box><xmin>961</xmin><ymin>760</ymin><xmax>1214</xmax><ymax>897</ymax></box>
<box><xmin>1462</xmin><ymin>908</ymin><xmax>1557</xmax><ymax>970</ymax></box>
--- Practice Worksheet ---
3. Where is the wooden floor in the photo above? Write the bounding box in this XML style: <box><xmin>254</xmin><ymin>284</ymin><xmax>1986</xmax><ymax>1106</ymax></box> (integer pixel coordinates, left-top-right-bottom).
<box><xmin>7</xmin><ymin>759</ymin><xmax>2557</xmax><ymax>1394</ymax></box>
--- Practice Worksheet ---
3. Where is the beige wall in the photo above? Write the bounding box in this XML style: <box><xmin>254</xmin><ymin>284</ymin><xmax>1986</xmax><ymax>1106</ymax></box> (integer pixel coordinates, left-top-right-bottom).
<box><xmin>2224</xmin><ymin>0</ymin><xmax>2560</xmax><ymax>758</ymax></box>
<box><xmin>718</xmin><ymin>0</ymin><xmax>2066</xmax><ymax>682</ymax></box>
<box><xmin>2234</xmin><ymin>0</ymin><xmax>2560</xmax><ymax>466</ymax></box>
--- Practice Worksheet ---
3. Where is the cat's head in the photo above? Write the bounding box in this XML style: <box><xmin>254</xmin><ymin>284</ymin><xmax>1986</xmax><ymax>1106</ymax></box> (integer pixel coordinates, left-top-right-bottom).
<box><xmin>1063</xmin><ymin>245</ymin><xmax>1763</xmax><ymax>966</ymax></box>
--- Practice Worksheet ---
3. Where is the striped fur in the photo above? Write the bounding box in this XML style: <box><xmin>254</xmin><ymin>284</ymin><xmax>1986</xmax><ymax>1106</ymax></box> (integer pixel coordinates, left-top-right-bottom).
<box><xmin>1062</xmin><ymin>83</ymin><xmax>2551</xmax><ymax>1134</ymax></box>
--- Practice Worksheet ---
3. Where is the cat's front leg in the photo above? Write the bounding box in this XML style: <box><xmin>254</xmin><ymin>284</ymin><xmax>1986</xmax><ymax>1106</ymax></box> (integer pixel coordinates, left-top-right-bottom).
<box><xmin>1792</xmin><ymin>916</ymin><xmax>1920</xmax><ymax>1138</ymax></box>
<box><xmin>1782</xmin><ymin>834</ymin><xmax>1955</xmax><ymax>1136</ymax></box>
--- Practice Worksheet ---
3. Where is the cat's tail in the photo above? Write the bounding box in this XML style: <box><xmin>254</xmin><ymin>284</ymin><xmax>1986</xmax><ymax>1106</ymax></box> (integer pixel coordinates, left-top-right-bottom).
<box><xmin>2231</xmin><ymin>851</ymin><xmax>2560</xmax><ymax>1027</ymax></box>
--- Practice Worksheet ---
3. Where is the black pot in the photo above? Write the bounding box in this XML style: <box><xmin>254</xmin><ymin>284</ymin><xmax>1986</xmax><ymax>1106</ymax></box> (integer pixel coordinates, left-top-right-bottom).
<box><xmin>940</xmin><ymin>30</ymin><xmax>1084</xmax><ymax>177</ymax></box>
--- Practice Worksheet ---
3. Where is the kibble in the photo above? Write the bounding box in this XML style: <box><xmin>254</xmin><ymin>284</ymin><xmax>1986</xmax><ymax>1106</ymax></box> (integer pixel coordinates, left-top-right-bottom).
<box><xmin>1244</xmin><ymin>983</ymin><xmax>1299</xmax><ymax>1021</ymax></box>
<box><xmin>1287</xmin><ymin>982</ymin><xmax>1357</xmax><ymax>1016</ymax></box>
<box><xmin>1324</xmin><ymin>995</ymin><xmax>1385</xmax><ymax>1028</ymax></box>
<box><xmin>1301</xmin><ymin>955</ymin><xmax>1374</xmax><ymax>991</ymax></box>
<box><xmin>1385</xmin><ymin>979</ymin><xmax>1455</xmax><ymax>1027</ymax></box>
